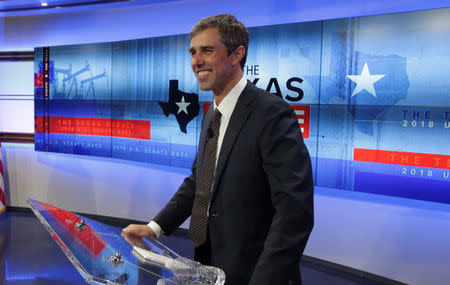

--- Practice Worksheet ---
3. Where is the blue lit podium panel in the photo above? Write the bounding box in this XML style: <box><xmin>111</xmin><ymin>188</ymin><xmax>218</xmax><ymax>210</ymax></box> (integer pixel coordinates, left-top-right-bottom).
<box><xmin>27</xmin><ymin>199</ymin><xmax>225</xmax><ymax>285</ymax></box>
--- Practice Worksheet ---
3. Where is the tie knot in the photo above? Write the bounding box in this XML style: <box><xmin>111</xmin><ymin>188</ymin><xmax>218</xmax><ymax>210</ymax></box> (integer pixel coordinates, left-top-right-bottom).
<box><xmin>212</xmin><ymin>109</ymin><xmax>221</xmax><ymax>133</ymax></box>
<box><xmin>213</xmin><ymin>108</ymin><xmax>221</xmax><ymax>121</ymax></box>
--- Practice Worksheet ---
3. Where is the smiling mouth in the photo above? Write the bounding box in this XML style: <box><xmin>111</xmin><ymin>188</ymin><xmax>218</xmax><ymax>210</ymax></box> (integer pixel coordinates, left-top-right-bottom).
<box><xmin>197</xmin><ymin>71</ymin><xmax>210</xmax><ymax>78</ymax></box>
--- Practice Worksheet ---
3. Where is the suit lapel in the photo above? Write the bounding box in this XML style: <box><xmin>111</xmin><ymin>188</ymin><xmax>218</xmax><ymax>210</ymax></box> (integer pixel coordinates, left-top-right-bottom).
<box><xmin>212</xmin><ymin>81</ymin><xmax>257</xmax><ymax>195</ymax></box>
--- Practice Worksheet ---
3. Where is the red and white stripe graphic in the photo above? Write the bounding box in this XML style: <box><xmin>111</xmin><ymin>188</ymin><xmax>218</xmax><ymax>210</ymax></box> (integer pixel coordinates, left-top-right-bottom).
<box><xmin>203</xmin><ymin>103</ymin><xmax>311</xmax><ymax>139</ymax></box>
<box><xmin>0</xmin><ymin>139</ymin><xmax>5</xmax><ymax>214</ymax></box>
<box><xmin>292</xmin><ymin>105</ymin><xmax>310</xmax><ymax>139</ymax></box>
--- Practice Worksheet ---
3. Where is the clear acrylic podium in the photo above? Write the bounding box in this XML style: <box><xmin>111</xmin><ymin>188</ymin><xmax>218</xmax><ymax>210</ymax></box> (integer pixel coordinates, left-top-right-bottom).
<box><xmin>27</xmin><ymin>198</ymin><xmax>225</xmax><ymax>285</ymax></box>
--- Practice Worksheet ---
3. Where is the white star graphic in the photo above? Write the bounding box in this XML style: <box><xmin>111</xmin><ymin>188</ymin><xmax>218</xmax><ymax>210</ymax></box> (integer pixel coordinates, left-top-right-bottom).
<box><xmin>176</xmin><ymin>96</ymin><xmax>190</xmax><ymax>114</ymax></box>
<box><xmin>346</xmin><ymin>62</ymin><xmax>385</xmax><ymax>97</ymax></box>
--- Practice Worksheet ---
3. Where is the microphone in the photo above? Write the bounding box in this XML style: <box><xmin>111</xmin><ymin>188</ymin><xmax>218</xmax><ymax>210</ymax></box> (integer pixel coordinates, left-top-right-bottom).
<box><xmin>207</xmin><ymin>127</ymin><xmax>214</xmax><ymax>139</ymax></box>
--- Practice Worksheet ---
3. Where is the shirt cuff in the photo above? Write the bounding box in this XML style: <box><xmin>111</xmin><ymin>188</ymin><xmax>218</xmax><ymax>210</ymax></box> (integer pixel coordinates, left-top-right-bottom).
<box><xmin>147</xmin><ymin>221</ymin><xmax>164</xmax><ymax>239</ymax></box>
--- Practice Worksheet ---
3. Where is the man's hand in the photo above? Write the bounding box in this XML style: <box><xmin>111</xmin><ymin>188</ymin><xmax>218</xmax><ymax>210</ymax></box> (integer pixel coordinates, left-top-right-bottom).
<box><xmin>122</xmin><ymin>224</ymin><xmax>156</xmax><ymax>247</ymax></box>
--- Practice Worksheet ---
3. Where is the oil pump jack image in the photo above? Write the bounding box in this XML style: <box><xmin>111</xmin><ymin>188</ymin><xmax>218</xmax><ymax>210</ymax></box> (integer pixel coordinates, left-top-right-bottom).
<box><xmin>48</xmin><ymin>60</ymin><xmax>109</xmax><ymax>100</ymax></box>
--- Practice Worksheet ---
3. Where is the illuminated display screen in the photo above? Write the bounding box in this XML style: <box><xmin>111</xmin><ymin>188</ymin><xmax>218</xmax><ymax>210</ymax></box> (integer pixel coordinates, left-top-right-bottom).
<box><xmin>35</xmin><ymin>8</ymin><xmax>450</xmax><ymax>204</ymax></box>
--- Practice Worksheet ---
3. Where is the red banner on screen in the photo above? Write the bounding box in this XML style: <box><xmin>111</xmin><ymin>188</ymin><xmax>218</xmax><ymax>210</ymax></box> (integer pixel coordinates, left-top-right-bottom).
<box><xmin>35</xmin><ymin>117</ymin><xmax>151</xmax><ymax>140</ymax></box>
<box><xmin>354</xmin><ymin>148</ymin><xmax>450</xmax><ymax>169</ymax></box>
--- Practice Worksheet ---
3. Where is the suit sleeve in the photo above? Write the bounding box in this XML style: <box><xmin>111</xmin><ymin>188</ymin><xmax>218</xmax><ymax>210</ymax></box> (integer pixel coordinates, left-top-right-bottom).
<box><xmin>152</xmin><ymin>155</ymin><xmax>197</xmax><ymax>235</ymax></box>
<box><xmin>249</xmin><ymin>99</ymin><xmax>314</xmax><ymax>285</ymax></box>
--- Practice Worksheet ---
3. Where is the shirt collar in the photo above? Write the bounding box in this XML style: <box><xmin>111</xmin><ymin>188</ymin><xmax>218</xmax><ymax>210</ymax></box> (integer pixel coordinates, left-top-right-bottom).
<box><xmin>214</xmin><ymin>75</ymin><xmax>247</xmax><ymax>116</ymax></box>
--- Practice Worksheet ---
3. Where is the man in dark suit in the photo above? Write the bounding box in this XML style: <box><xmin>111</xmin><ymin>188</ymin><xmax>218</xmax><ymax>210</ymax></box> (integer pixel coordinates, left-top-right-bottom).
<box><xmin>122</xmin><ymin>14</ymin><xmax>314</xmax><ymax>285</ymax></box>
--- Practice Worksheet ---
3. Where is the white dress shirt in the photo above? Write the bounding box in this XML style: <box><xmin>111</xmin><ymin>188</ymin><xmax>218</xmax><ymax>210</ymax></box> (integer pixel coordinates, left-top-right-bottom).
<box><xmin>148</xmin><ymin>76</ymin><xmax>247</xmax><ymax>238</ymax></box>
<box><xmin>214</xmin><ymin>75</ymin><xmax>247</xmax><ymax>167</ymax></box>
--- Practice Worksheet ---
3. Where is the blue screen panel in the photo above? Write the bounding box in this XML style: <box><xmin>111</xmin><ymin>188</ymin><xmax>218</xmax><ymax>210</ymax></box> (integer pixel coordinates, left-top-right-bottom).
<box><xmin>35</xmin><ymin>7</ymin><xmax>450</xmax><ymax>204</ymax></box>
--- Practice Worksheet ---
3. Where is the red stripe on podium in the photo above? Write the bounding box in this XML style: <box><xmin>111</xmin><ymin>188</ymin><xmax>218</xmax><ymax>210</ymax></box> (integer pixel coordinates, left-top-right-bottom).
<box><xmin>51</xmin><ymin>232</ymin><xmax>69</xmax><ymax>251</ymax></box>
<box><xmin>41</xmin><ymin>202</ymin><xmax>106</xmax><ymax>257</ymax></box>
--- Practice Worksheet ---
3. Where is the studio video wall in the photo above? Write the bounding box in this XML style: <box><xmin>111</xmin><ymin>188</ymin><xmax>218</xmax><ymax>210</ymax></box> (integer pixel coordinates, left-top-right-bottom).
<box><xmin>35</xmin><ymin>8</ymin><xmax>450</xmax><ymax>204</ymax></box>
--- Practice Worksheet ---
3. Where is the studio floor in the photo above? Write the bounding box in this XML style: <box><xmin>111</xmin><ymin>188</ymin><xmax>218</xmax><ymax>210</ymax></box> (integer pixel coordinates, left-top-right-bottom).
<box><xmin>0</xmin><ymin>211</ymin><xmax>399</xmax><ymax>285</ymax></box>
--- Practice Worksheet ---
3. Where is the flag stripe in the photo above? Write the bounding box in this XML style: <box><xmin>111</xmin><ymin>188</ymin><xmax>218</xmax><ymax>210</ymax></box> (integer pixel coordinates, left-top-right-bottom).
<box><xmin>0</xmin><ymin>190</ymin><xmax>4</xmax><ymax>208</ymax></box>
<box><xmin>0</xmin><ymin>139</ymin><xmax>4</xmax><ymax>209</ymax></box>
<box><xmin>0</xmin><ymin>146</ymin><xmax>3</xmax><ymax>177</ymax></box>
<box><xmin>0</xmin><ymin>175</ymin><xmax>3</xmax><ymax>193</ymax></box>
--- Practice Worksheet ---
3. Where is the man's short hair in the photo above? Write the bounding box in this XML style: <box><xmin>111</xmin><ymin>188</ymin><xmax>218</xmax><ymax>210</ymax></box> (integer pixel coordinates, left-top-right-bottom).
<box><xmin>189</xmin><ymin>14</ymin><xmax>249</xmax><ymax>69</ymax></box>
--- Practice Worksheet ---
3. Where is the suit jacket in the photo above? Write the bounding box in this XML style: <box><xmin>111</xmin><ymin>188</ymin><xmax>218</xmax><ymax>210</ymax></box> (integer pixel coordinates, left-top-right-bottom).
<box><xmin>154</xmin><ymin>81</ymin><xmax>314</xmax><ymax>285</ymax></box>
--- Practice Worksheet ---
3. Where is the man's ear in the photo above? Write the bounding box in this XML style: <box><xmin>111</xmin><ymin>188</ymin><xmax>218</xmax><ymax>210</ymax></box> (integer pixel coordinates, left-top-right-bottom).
<box><xmin>231</xmin><ymin>46</ymin><xmax>246</xmax><ymax>66</ymax></box>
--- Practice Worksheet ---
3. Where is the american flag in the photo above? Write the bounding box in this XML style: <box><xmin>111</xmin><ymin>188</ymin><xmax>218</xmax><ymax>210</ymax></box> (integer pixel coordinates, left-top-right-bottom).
<box><xmin>0</xmin><ymin>138</ymin><xmax>5</xmax><ymax>214</ymax></box>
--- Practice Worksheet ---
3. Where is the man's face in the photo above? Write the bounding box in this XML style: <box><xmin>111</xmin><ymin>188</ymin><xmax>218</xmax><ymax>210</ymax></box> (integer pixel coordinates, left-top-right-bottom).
<box><xmin>189</xmin><ymin>28</ymin><xmax>234</xmax><ymax>95</ymax></box>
